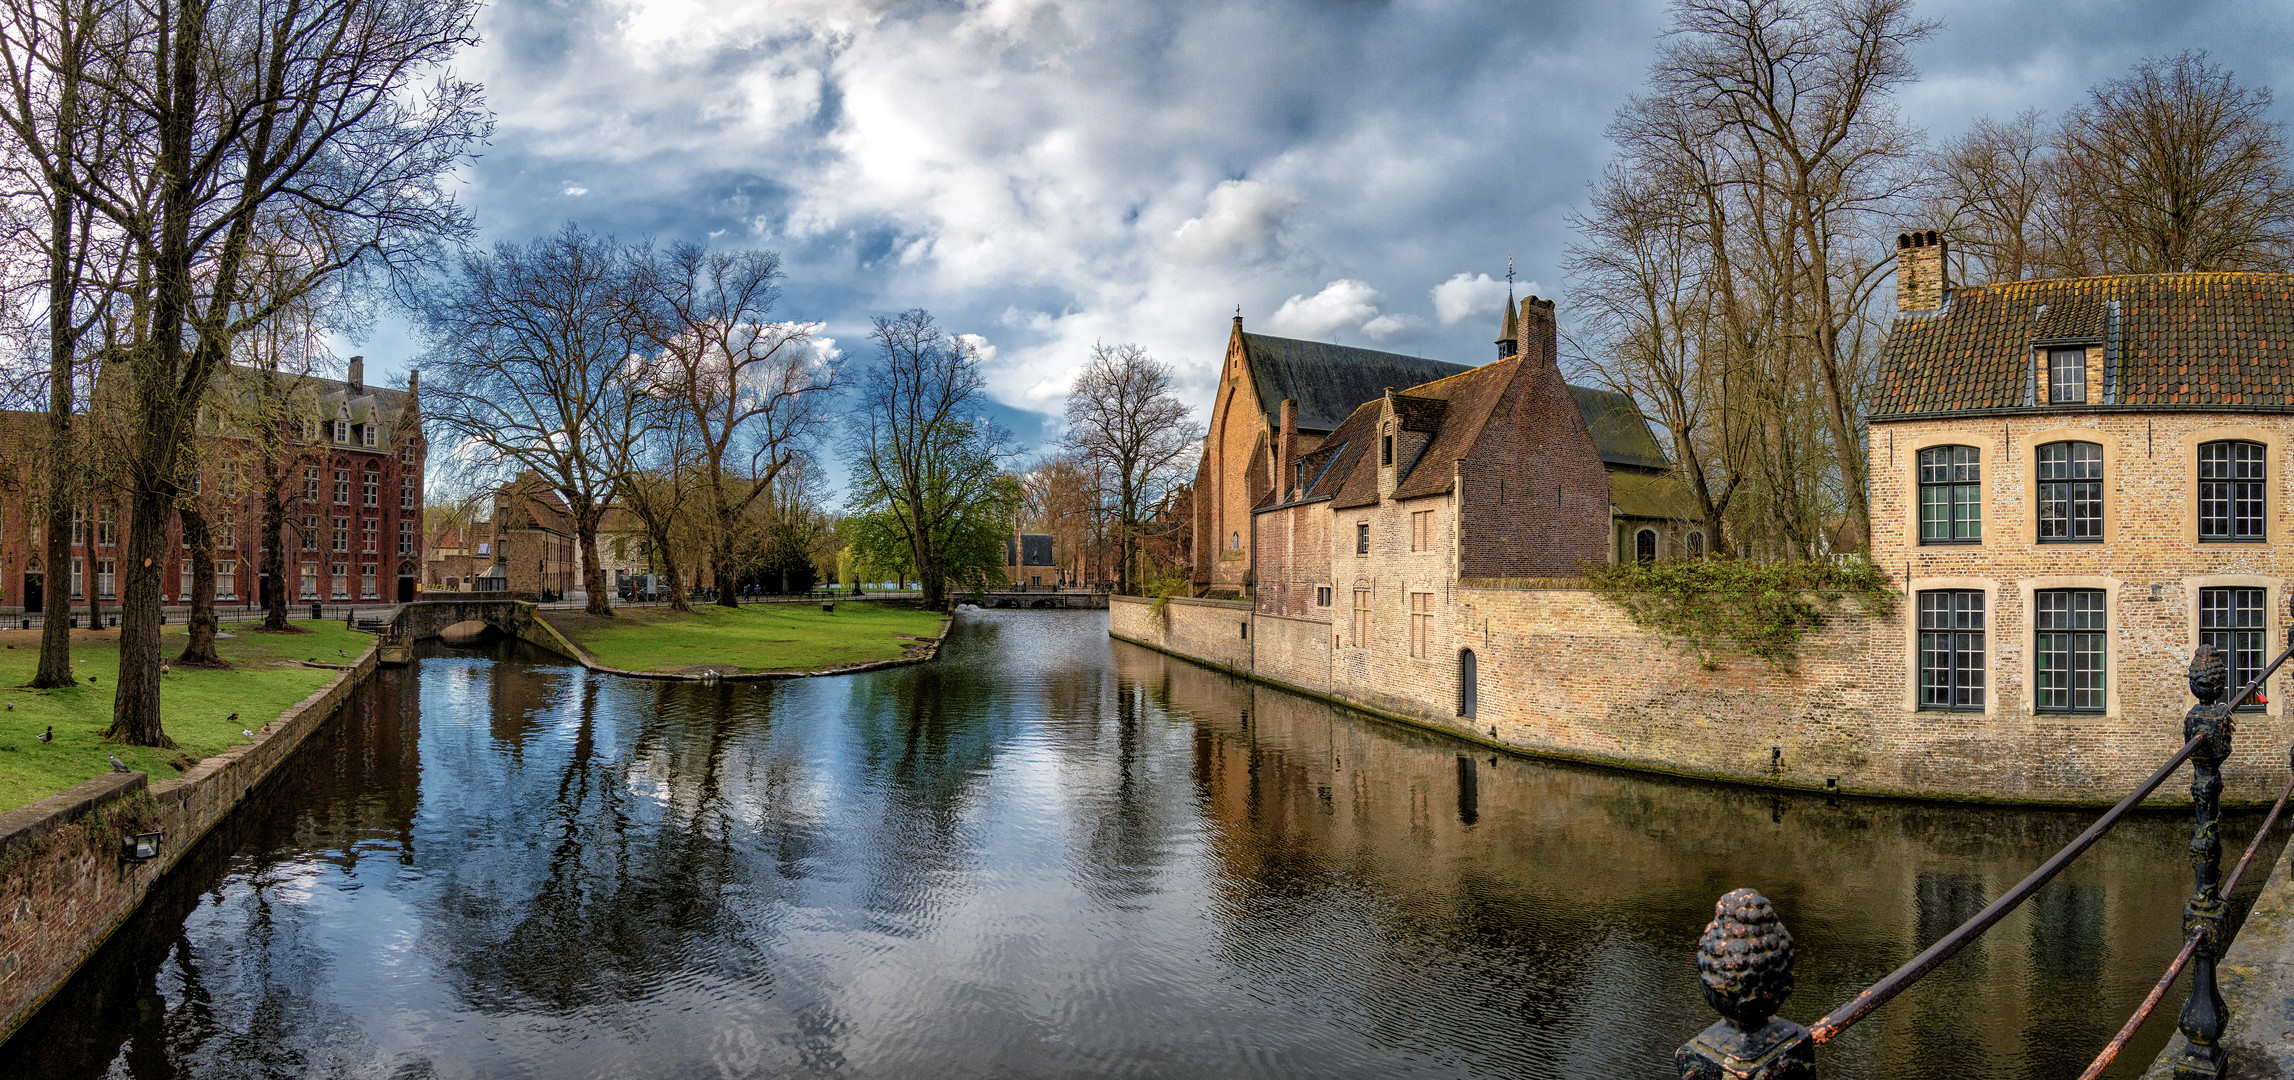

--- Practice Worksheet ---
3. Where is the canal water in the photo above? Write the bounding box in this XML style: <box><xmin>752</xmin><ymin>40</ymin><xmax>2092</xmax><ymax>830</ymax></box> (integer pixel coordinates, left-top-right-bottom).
<box><xmin>0</xmin><ymin>610</ymin><xmax>2273</xmax><ymax>1078</ymax></box>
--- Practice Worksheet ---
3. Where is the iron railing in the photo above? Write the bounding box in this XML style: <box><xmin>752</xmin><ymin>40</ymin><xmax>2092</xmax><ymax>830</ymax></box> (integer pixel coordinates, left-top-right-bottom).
<box><xmin>1677</xmin><ymin>623</ymin><xmax>2294</xmax><ymax>1079</ymax></box>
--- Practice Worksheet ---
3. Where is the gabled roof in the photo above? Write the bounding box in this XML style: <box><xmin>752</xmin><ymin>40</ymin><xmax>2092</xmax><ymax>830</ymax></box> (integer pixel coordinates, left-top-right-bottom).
<box><xmin>1241</xmin><ymin>332</ymin><xmax>1470</xmax><ymax>433</ymax></box>
<box><xmin>1873</xmin><ymin>272</ymin><xmax>2294</xmax><ymax>417</ymax></box>
<box><xmin>1374</xmin><ymin>359</ymin><xmax>1524</xmax><ymax>505</ymax></box>
<box><xmin>1570</xmin><ymin>386</ymin><xmax>1672</xmax><ymax>470</ymax></box>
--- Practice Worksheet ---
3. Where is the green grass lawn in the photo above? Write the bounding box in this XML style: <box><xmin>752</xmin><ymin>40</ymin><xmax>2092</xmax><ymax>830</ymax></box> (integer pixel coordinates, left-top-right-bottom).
<box><xmin>0</xmin><ymin>620</ymin><xmax>372</xmax><ymax>813</ymax></box>
<box><xmin>546</xmin><ymin>602</ymin><xmax>948</xmax><ymax>676</ymax></box>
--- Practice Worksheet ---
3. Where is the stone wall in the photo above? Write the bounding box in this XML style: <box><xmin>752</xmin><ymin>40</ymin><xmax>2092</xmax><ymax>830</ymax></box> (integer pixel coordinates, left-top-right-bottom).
<box><xmin>1109</xmin><ymin>595</ymin><xmax>1254</xmax><ymax>674</ymax></box>
<box><xmin>0</xmin><ymin>644</ymin><xmax>377</xmax><ymax>1043</ymax></box>
<box><xmin>1120</xmin><ymin>580</ymin><xmax>2274</xmax><ymax>805</ymax></box>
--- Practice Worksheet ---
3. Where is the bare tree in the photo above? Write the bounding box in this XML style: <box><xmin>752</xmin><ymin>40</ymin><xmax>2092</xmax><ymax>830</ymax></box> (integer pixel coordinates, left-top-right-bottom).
<box><xmin>1932</xmin><ymin>111</ymin><xmax>2052</xmax><ymax>282</ymax></box>
<box><xmin>21</xmin><ymin>0</ymin><xmax>486</xmax><ymax>745</ymax></box>
<box><xmin>1653</xmin><ymin>0</ymin><xmax>1934</xmax><ymax>553</ymax></box>
<box><xmin>1062</xmin><ymin>343</ymin><xmax>1198</xmax><ymax>594</ymax></box>
<box><xmin>629</xmin><ymin>243</ymin><xmax>839</xmax><ymax>608</ymax></box>
<box><xmin>2055</xmin><ymin>51</ymin><xmax>2294</xmax><ymax>273</ymax></box>
<box><xmin>612</xmin><ymin>410</ymin><xmax>701</xmax><ymax>613</ymax></box>
<box><xmin>419</xmin><ymin>225</ymin><xmax>643</xmax><ymax>618</ymax></box>
<box><xmin>844</xmin><ymin>309</ymin><xmax>1017</xmax><ymax>611</ymax></box>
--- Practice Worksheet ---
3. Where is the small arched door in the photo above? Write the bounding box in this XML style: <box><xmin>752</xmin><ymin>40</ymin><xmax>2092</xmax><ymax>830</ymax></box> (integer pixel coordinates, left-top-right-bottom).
<box><xmin>1635</xmin><ymin>529</ymin><xmax>1658</xmax><ymax>564</ymax></box>
<box><xmin>1458</xmin><ymin>648</ymin><xmax>1478</xmax><ymax>719</ymax></box>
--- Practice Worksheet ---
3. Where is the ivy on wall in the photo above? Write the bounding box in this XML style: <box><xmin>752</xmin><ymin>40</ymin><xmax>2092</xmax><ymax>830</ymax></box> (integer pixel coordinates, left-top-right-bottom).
<box><xmin>1584</xmin><ymin>558</ymin><xmax>1895</xmax><ymax>670</ymax></box>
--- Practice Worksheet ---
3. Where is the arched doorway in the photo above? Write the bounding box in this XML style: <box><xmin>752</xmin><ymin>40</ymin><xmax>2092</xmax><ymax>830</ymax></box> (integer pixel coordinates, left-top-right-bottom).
<box><xmin>1458</xmin><ymin>648</ymin><xmax>1478</xmax><ymax>719</ymax></box>
<box><xmin>1635</xmin><ymin>529</ymin><xmax>1657</xmax><ymax>564</ymax></box>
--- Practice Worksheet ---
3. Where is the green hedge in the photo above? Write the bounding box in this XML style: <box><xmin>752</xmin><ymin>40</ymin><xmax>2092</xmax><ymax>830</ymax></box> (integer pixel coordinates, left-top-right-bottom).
<box><xmin>1584</xmin><ymin>557</ymin><xmax>1894</xmax><ymax>669</ymax></box>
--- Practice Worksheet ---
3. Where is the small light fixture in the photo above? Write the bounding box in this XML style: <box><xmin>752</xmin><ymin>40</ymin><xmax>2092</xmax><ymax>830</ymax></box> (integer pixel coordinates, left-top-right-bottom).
<box><xmin>122</xmin><ymin>830</ymin><xmax>162</xmax><ymax>862</ymax></box>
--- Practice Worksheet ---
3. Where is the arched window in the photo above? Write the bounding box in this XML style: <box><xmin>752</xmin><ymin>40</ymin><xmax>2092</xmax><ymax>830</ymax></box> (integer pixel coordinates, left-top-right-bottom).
<box><xmin>1635</xmin><ymin>529</ymin><xmax>1657</xmax><ymax>564</ymax></box>
<box><xmin>2199</xmin><ymin>440</ymin><xmax>2266</xmax><ymax>541</ymax></box>
<box><xmin>1458</xmin><ymin>648</ymin><xmax>1478</xmax><ymax>719</ymax></box>
<box><xmin>1230</xmin><ymin>531</ymin><xmax>1240</xmax><ymax>550</ymax></box>
<box><xmin>1917</xmin><ymin>445</ymin><xmax>1981</xmax><ymax>543</ymax></box>
<box><xmin>2037</xmin><ymin>441</ymin><xmax>2104</xmax><ymax>541</ymax></box>
<box><xmin>1687</xmin><ymin>531</ymin><xmax>1706</xmax><ymax>558</ymax></box>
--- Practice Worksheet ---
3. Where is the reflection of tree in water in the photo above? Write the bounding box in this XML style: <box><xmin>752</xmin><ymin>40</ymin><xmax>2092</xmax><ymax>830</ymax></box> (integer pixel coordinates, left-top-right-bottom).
<box><xmin>1113</xmin><ymin>639</ymin><xmax>2237</xmax><ymax>1080</ymax></box>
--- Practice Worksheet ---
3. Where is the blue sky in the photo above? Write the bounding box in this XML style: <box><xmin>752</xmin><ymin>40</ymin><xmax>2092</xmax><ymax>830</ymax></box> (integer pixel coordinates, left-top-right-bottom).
<box><xmin>344</xmin><ymin>0</ymin><xmax>2294</xmax><ymax>467</ymax></box>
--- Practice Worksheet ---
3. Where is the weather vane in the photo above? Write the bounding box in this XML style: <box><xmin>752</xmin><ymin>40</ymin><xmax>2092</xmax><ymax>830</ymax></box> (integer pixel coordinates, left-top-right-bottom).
<box><xmin>1507</xmin><ymin>257</ymin><xmax>1514</xmax><ymax>289</ymax></box>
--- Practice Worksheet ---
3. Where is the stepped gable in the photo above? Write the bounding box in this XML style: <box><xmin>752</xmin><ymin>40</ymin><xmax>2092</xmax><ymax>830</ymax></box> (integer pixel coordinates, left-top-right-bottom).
<box><xmin>1240</xmin><ymin>332</ymin><xmax>1470</xmax><ymax>433</ymax></box>
<box><xmin>1873</xmin><ymin>272</ymin><xmax>2294</xmax><ymax>416</ymax></box>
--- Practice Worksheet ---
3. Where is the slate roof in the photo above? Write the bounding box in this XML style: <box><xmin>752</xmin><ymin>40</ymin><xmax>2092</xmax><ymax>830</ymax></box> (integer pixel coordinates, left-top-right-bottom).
<box><xmin>1873</xmin><ymin>272</ymin><xmax>2294</xmax><ymax>417</ymax></box>
<box><xmin>1570</xmin><ymin>386</ymin><xmax>1672</xmax><ymax>470</ymax></box>
<box><xmin>1242</xmin><ymin>332</ymin><xmax>1469</xmax><ymax>433</ymax></box>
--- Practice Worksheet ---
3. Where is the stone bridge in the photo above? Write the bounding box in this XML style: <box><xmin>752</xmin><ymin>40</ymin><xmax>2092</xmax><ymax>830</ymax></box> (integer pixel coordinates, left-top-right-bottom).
<box><xmin>390</xmin><ymin>598</ymin><xmax>540</xmax><ymax>641</ymax></box>
<box><xmin>969</xmin><ymin>591</ymin><xmax>1110</xmax><ymax>610</ymax></box>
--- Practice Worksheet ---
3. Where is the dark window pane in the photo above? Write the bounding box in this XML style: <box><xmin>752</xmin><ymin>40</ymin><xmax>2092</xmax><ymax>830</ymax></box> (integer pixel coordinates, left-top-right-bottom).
<box><xmin>2036</xmin><ymin>589</ymin><xmax>2107</xmax><ymax>712</ymax></box>
<box><xmin>2201</xmin><ymin>587</ymin><xmax>2268</xmax><ymax>709</ymax></box>
<box><xmin>2038</xmin><ymin>442</ymin><xmax>2103</xmax><ymax>540</ymax></box>
<box><xmin>1918</xmin><ymin>590</ymin><xmax>1985</xmax><ymax>709</ymax></box>
<box><xmin>1917</xmin><ymin>445</ymin><xmax>1982</xmax><ymax>544</ymax></box>
<box><xmin>2199</xmin><ymin>441</ymin><xmax>2267</xmax><ymax>540</ymax></box>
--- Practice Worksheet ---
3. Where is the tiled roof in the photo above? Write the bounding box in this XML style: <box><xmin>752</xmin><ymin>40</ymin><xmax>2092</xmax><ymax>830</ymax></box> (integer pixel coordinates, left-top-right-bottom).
<box><xmin>1380</xmin><ymin>360</ymin><xmax>1521</xmax><ymax>505</ymax></box>
<box><xmin>1242</xmin><ymin>332</ymin><xmax>1470</xmax><ymax>433</ymax></box>
<box><xmin>1873</xmin><ymin>272</ymin><xmax>2294</xmax><ymax>417</ymax></box>
<box><xmin>1570</xmin><ymin>386</ymin><xmax>1672</xmax><ymax>470</ymax></box>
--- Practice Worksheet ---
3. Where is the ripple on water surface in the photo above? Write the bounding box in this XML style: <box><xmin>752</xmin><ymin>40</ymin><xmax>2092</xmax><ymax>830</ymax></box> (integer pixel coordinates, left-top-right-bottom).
<box><xmin>0</xmin><ymin>609</ymin><xmax>2263</xmax><ymax>1079</ymax></box>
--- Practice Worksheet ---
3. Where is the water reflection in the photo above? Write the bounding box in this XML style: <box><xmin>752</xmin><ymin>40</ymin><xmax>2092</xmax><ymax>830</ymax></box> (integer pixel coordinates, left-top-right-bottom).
<box><xmin>0</xmin><ymin>610</ymin><xmax>2271</xmax><ymax>1079</ymax></box>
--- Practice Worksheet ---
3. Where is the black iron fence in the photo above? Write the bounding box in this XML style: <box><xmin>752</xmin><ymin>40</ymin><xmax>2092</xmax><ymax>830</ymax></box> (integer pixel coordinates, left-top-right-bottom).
<box><xmin>1677</xmin><ymin>615</ymin><xmax>2294</xmax><ymax>1079</ymax></box>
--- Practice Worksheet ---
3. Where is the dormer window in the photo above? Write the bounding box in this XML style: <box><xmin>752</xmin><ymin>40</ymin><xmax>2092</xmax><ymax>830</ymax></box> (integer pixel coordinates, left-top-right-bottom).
<box><xmin>360</xmin><ymin>423</ymin><xmax>377</xmax><ymax>447</ymax></box>
<box><xmin>303</xmin><ymin>419</ymin><xmax>319</xmax><ymax>442</ymax></box>
<box><xmin>2048</xmin><ymin>347</ymin><xmax>2088</xmax><ymax>404</ymax></box>
<box><xmin>332</xmin><ymin>420</ymin><xmax>349</xmax><ymax>442</ymax></box>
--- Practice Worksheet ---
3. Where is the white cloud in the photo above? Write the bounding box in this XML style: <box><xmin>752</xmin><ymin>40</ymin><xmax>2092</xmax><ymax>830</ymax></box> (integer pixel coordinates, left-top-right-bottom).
<box><xmin>1167</xmin><ymin>179</ymin><xmax>1293</xmax><ymax>264</ymax></box>
<box><xmin>1267</xmin><ymin>279</ymin><xmax>1384</xmax><ymax>338</ymax></box>
<box><xmin>1362</xmin><ymin>313</ymin><xmax>1417</xmax><ymax>341</ymax></box>
<box><xmin>562</xmin><ymin>185</ymin><xmax>590</xmax><ymax>196</ymax></box>
<box><xmin>957</xmin><ymin>333</ymin><xmax>997</xmax><ymax>363</ymax></box>
<box><xmin>1431</xmin><ymin>272</ymin><xmax>1526</xmax><ymax>325</ymax></box>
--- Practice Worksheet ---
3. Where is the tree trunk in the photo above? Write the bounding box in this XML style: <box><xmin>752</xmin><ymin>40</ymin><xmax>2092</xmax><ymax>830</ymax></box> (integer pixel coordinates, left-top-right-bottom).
<box><xmin>177</xmin><ymin>506</ymin><xmax>223</xmax><ymax>666</ymax></box>
<box><xmin>713</xmin><ymin>543</ymin><xmax>739</xmax><ymax>608</ymax></box>
<box><xmin>84</xmin><ymin>496</ymin><xmax>100</xmax><ymax>632</ymax></box>
<box><xmin>32</xmin><ymin>397</ymin><xmax>74</xmax><ymax>688</ymax></box>
<box><xmin>104</xmin><ymin>488</ymin><xmax>174</xmax><ymax>747</ymax></box>
<box><xmin>577</xmin><ymin>522</ymin><xmax>612</xmax><ymax>617</ymax></box>
<box><xmin>259</xmin><ymin>449</ymin><xmax>294</xmax><ymax>631</ymax></box>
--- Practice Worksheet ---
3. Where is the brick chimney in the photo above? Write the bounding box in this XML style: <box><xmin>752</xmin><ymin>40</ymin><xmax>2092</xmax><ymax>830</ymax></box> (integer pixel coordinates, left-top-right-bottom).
<box><xmin>1276</xmin><ymin>398</ymin><xmax>1297</xmax><ymax>499</ymax></box>
<box><xmin>348</xmin><ymin>355</ymin><xmax>365</xmax><ymax>392</ymax></box>
<box><xmin>1516</xmin><ymin>297</ymin><xmax>1557</xmax><ymax>367</ymax></box>
<box><xmin>1896</xmin><ymin>230</ymin><xmax>1947</xmax><ymax>312</ymax></box>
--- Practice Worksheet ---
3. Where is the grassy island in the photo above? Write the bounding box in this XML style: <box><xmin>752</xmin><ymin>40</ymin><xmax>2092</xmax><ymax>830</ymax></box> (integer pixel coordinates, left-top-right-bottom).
<box><xmin>544</xmin><ymin>602</ymin><xmax>948</xmax><ymax>676</ymax></box>
<box><xmin>0</xmin><ymin>620</ymin><xmax>372</xmax><ymax>813</ymax></box>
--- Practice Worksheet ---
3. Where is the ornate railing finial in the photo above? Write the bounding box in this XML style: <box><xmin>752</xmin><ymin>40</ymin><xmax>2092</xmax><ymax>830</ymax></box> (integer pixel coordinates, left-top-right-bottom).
<box><xmin>1678</xmin><ymin>889</ymin><xmax>1813</xmax><ymax>1079</ymax></box>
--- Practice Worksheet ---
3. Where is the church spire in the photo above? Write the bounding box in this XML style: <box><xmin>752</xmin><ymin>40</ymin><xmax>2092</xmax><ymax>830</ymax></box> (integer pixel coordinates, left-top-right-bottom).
<box><xmin>1496</xmin><ymin>258</ymin><xmax>1519</xmax><ymax>359</ymax></box>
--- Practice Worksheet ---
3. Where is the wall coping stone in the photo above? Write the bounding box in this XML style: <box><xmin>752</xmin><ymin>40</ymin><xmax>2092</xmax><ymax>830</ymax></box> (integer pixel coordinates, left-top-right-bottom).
<box><xmin>0</xmin><ymin>771</ymin><xmax>147</xmax><ymax>859</ymax></box>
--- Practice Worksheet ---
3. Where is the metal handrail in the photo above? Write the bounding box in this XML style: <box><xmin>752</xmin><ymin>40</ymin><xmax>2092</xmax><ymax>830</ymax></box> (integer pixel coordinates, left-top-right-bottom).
<box><xmin>1676</xmin><ymin>633</ymin><xmax>2294</xmax><ymax>1078</ymax></box>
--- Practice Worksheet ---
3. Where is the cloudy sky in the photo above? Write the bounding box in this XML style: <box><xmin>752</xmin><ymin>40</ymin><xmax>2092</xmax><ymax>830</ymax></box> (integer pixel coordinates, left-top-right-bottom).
<box><xmin>348</xmin><ymin>0</ymin><xmax>2294</xmax><ymax>461</ymax></box>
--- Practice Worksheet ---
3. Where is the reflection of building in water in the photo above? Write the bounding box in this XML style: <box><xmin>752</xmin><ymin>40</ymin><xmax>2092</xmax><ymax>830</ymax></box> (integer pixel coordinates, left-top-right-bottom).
<box><xmin>1112</xmin><ymin>640</ymin><xmax>2193</xmax><ymax>1068</ymax></box>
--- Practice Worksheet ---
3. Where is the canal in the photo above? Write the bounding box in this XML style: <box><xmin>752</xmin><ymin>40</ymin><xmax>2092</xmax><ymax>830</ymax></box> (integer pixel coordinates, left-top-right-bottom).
<box><xmin>0</xmin><ymin>609</ymin><xmax>2271</xmax><ymax>1078</ymax></box>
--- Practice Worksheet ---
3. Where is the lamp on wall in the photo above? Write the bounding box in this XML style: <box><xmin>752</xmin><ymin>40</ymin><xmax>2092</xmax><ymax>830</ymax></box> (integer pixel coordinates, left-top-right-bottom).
<box><xmin>121</xmin><ymin>830</ymin><xmax>162</xmax><ymax>862</ymax></box>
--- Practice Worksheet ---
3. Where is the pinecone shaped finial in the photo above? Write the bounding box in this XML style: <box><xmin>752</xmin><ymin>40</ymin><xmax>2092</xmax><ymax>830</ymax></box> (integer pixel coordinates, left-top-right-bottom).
<box><xmin>1697</xmin><ymin>888</ymin><xmax>1795</xmax><ymax>1030</ymax></box>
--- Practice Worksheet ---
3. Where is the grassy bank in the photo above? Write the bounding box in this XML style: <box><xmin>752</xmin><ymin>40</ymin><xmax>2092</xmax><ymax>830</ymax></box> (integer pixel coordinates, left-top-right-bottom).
<box><xmin>545</xmin><ymin>602</ymin><xmax>948</xmax><ymax>676</ymax></box>
<box><xmin>0</xmin><ymin>620</ymin><xmax>372</xmax><ymax>813</ymax></box>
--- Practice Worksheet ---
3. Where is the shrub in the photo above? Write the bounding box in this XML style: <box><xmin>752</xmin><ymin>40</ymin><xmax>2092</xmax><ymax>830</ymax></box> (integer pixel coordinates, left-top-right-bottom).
<box><xmin>1584</xmin><ymin>557</ymin><xmax>1894</xmax><ymax>669</ymax></box>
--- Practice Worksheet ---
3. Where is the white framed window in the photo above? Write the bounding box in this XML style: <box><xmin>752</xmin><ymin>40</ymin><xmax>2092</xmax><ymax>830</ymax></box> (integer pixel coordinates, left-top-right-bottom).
<box><xmin>360</xmin><ymin>565</ymin><xmax>377</xmax><ymax>599</ymax></box>
<box><xmin>300</xmin><ymin>563</ymin><xmax>318</xmax><ymax>599</ymax></box>
<box><xmin>302</xmin><ymin>515</ymin><xmax>319</xmax><ymax>552</ymax></box>
<box><xmin>362</xmin><ymin>471</ymin><xmax>379</xmax><ymax>507</ymax></box>
<box><xmin>401</xmin><ymin>481</ymin><xmax>416</xmax><ymax>510</ymax></box>
<box><xmin>331</xmin><ymin>563</ymin><xmax>349</xmax><ymax>599</ymax></box>
<box><xmin>96</xmin><ymin>506</ymin><xmax>115</xmax><ymax>547</ymax></box>
<box><xmin>216</xmin><ymin>560</ymin><xmax>235</xmax><ymax>599</ymax></box>
<box><xmin>332</xmin><ymin>516</ymin><xmax>349</xmax><ymax>553</ymax></box>
<box><xmin>70</xmin><ymin>556</ymin><xmax>82</xmax><ymax>599</ymax></box>
<box><xmin>361</xmin><ymin>518</ymin><xmax>378</xmax><ymax>554</ymax></box>
<box><xmin>334</xmin><ymin>469</ymin><xmax>351</xmax><ymax>505</ymax></box>
<box><xmin>216</xmin><ymin>509</ymin><xmax>235</xmax><ymax>548</ymax></box>
<box><xmin>70</xmin><ymin>509</ymin><xmax>83</xmax><ymax>546</ymax></box>
<box><xmin>304</xmin><ymin>468</ymin><xmax>321</xmax><ymax>503</ymax></box>
<box><xmin>399</xmin><ymin>520</ymin><xmax>416</xmax><ymax>555</ymax></box>
<box><xmin>179</xmin><ymin>558</ymin><xmax>194</xmax><ymax>599</ymax></box>
<box><xmin>332</xmin><ymin>420</ymin><xmax>349</xmax><ymax>443</ymax></box>
<box><xmin>96</xmin><ymin>557</ymin><xmax>114</xmax><ymax>599</ymax></box>
<box><xmin>303</xmin><ymin>419</ymin><xmax>319</xmax><ymax>442</ymax></box>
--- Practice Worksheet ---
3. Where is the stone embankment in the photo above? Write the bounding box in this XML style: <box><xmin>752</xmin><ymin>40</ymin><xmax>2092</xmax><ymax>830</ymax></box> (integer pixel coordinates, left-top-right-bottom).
<box><xmin>527</xmin><ymin>607</ymin><xmax>955</xmax><ymax>681</ymax></box>
<box><xmin>1111</xmin><ymin>590</ymin><xmax>2278</xmax><ymax>805</ymax></box>
<box><xmin>0</xmin><ymin>641</ymin><xmax>378</xmax><ymax>1044</ymax></box>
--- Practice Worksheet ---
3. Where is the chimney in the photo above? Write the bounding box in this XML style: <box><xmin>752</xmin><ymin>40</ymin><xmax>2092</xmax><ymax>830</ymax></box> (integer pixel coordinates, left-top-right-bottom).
<box><xmin>1516</xmin><ymin>297</ymin><xmax>1557</xmax><ymax>367</ymax></box>
<box><xmin>348</xmin><ymin>355</ymin><xmax>364</xmax><ymax>392</ymax></box>
<box><xmin>1276</xmin><ymin>398</ymin><xmax>1298</xmax><ymax>499</ymax></box>
<box><xmin>1896</xmin><ymin>231</ymin><xmax>1947</xmax><ymax>312</ymax></box>
<box><xmin>407</xmin><ymin>369</ymin><xmax>419</xmax><ymax>397</ymax></box>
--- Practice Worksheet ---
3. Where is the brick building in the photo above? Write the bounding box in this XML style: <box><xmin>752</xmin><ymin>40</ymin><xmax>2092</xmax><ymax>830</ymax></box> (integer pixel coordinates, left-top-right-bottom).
<box><xmin>1121</xmin><ymin>237</ymin><xmax>2294</xmax><ymax>804</ymax></box>
<box><xmin>0</xmin><ymin>357</ymin><xmax>424</xmax><ymax>612</ymax></box>
<box><xmin>1869</xmin><ymin>232</ymin><xmax>2294</xmax><ymax>738</ymax></box>
<box><xmin>430</xmin><ymin>473</ymin><xmax>582</xmax><ymax>600</ymax></box>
